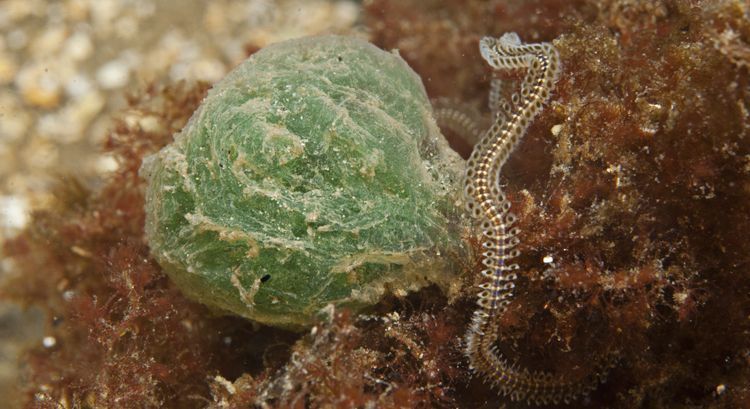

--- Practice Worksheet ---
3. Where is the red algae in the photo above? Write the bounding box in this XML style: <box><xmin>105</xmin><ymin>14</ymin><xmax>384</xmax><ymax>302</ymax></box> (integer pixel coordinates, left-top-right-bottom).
<box><xmin>5</xmin><ymin>83</ymin><xmax>212</xmax><ymax>408</ymax></box>
<box><xmin>2</xmin><ymin>0</ymin><xmax>750</xmax><ymax>408</ymax></box>
<box><xmin>2</xmin><ymin>82</ymin><xmax>274</xmax><ymax>408</ymax></box>
<box><xmin>366</xmin><ymin>0</ymin><xmax>750</xmax><ymax>407</ymax></box>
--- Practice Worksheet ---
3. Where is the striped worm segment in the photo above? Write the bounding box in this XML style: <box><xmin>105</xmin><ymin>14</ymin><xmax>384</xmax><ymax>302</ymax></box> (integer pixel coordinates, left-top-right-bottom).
<box><xmin>462</xmin><ymin>33</ymin><xmax>606</xmax><ymax>405</ymax></box>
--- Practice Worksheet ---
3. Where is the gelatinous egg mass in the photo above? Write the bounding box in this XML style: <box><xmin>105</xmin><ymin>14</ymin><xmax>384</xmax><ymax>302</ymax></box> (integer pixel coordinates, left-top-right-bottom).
<box><xmin>140</xmin><ymin>35</ymin><xmax>465</xmax><ymax>328</ymax></box>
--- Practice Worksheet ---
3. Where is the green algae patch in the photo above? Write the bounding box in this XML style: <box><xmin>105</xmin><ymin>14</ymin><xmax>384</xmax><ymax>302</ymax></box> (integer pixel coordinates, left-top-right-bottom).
<box><xmin>140</xmin><ymin>36</ymin><xmax>465</xmax><ymax>328</ymax></box>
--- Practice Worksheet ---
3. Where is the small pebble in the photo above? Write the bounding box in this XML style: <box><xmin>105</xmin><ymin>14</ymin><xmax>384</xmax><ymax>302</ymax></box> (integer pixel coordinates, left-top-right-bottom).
<box><xmin>63</xmin><ymin>0</ymin><xmax>90</xmax><ymax>22</ymax></box>
<box><xmin>94</xmin><ymin>154</ymin><xmax>119</xmax><ymax>173</ymax></box>
<box><xmin>190</xmin><ymin>58</ymin><xmax>226</xmax><ymax>82</ymax></box>
<box><xmin>0</xmin><ymin>195</ymin><xmax>29</xmax><ymax>230</ymax></box>
<box><xmin>0</xmin><ymin>112</ymin><xmax>31</xmax><ymax>142</ymax></box>
<box><xmin>115</xmin><ymin>15</ymin><xmax>138</xmax><ymax>39</ymax></box>
<box><xmin>0</xmin><ymin>53</ymin><xmax>18</xmax><ymax>85</ymax></box>
<box><xmin>65</xmin><ymin>73</ymin><xmax>93</xmax><ymax>98</ymax></box>
<box><xmin>62</xmin><ymin>290</ymin><xmax>76</xmax><ymax>301</ymax></box>
<box><xmin>6</xmin><ymin>29</ymin><xmax>28</xmax><ymax>50</ymax></box>
<box><xmin>37</xmin><ymin>91</ymin><xmax>104</xmax><ymax>143</ymax></box>
<box><xmin>17</xmin><ymin>64</ymin><xmax>62</xmax><ymax>108</ymax></box>
<box><xmin>30</xmin><ymin>25</ymin><xmax>68</xmax><ymax>57</ymax></box>
<box><xmin>716</xmin><ymin>384</ymin><xmax>727</xmax><ymax>395</ymax></box>
<box><xmin>42</xmin><ymin>336</ymin><xmax>56</xmax><ymax>348</ymax></box>
<box><xmin>63</xmin><ymin>31</ymin><xmax>93</xmax><ymax>61</ymax></box>
<box><xmin>96</xmin><ymin>60</ymin><xmax>129</xmax><ymax>89</ymax></box>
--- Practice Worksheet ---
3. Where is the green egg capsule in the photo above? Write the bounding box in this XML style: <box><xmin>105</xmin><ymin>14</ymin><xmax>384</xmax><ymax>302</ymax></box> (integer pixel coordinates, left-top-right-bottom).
<box><xmin>140</xmin><ymin>35</ymin><xmax>466</xmax><ymax>329</ymax></box>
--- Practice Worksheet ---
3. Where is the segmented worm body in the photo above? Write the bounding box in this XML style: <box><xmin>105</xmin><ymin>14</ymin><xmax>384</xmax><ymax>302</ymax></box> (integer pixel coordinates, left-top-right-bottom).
<box><xmin>462</xmin><ymin>33</ymin><xmax>604</xmax><ymax>405</ymax></box>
